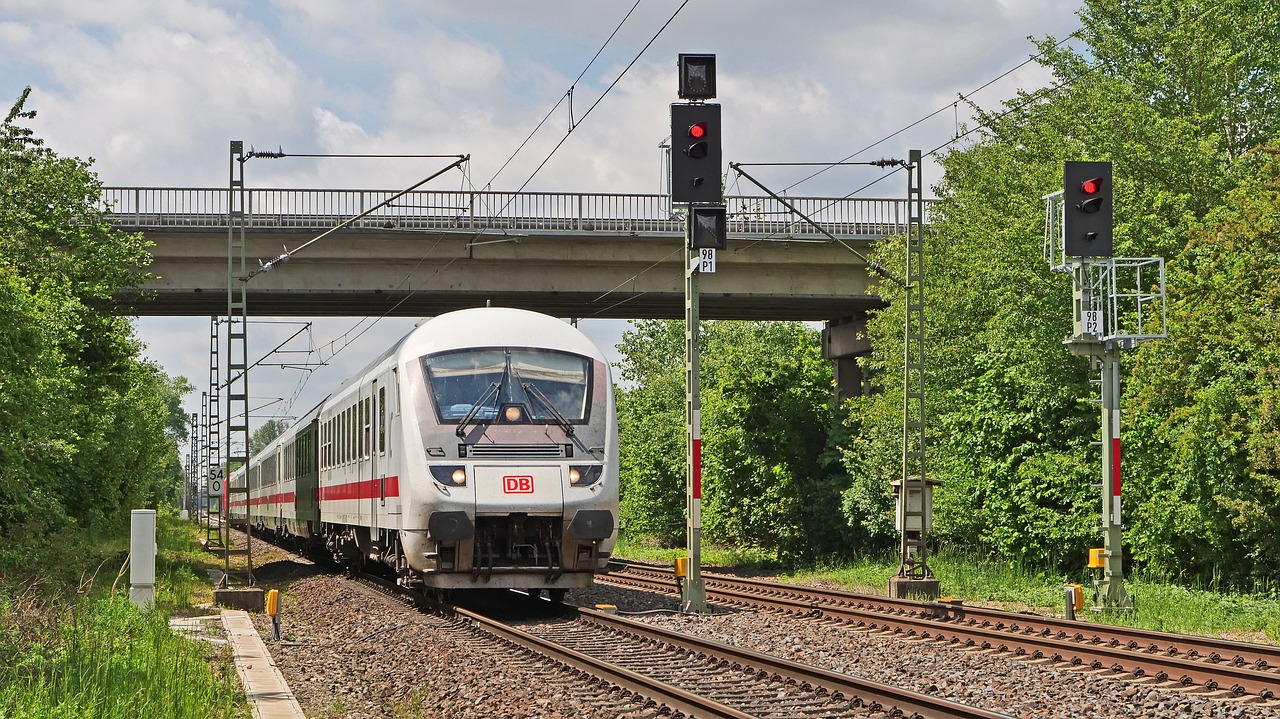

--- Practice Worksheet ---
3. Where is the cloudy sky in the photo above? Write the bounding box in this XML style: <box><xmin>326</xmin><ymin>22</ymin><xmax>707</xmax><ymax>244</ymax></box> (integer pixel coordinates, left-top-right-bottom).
<box><xmin>1</xmin><ymin>0</ymin><xmax>1082</xmax><ymax>457</ymax></box>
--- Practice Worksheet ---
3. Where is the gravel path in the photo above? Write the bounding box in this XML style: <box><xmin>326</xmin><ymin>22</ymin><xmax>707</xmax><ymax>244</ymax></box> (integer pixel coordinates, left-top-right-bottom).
<box><xmin>247</xmin><ymin>562</ymin><xmax>1280</xmax><ymax>719</ymax></box>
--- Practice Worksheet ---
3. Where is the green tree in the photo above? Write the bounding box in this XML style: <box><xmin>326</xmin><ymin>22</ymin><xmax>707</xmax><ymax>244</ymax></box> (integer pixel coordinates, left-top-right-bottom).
<box><xmin>615</xmin><ymin>319</ymin><xmax>853</xmax><ymax>560</ymax></box>
<box><xmin>700</xmin><ymin>321</ymin><xmax>852</xmax><ymax>560</ymax></box>
<box><xmin>615</xmin><ymin>320</ymin><xmax>687</xmax><ymax>544</ymax></box>
<box><xmin>1124</xmin><ymin>147</ymin><xmax>1280</xmax><ymax>584</ymax></box>
<box><xmin>0</xmin><ymin>268</ymin><xmax>78</xmax><ymax>531</ymax></box>
<box><xmin>844</xmin><ymin>0</ymin><xmax>1280</xmax><ymax>573</ymax></box>
<box><xmin>250</xmin><ymin>419</ymin><xmax>290</xmax><ymax>455</ymax></box>
<box><xmin>1</xmin><ymin>88</ymin><xmax>185</xmax><ymax>541</ymax></box>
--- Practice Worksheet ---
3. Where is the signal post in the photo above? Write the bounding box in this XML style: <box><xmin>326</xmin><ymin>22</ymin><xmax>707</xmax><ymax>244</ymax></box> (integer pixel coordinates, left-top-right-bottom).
<box><xmin>1050</xmin><ymin>161</ymin><xmax>1165</xmax><ymax>611</ymax></box>
<box><xmin>671</xmin><ymin>53</ymin><xmax>722</xmax><ymax>615</ymax></box>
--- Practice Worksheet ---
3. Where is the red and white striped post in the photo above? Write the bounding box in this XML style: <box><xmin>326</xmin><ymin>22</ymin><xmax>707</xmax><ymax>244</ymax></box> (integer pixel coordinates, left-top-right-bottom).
<box><xmin>1097</xmin><ymin>345</ymin><xmax>1130</xmax><ymax>609</ymax></box>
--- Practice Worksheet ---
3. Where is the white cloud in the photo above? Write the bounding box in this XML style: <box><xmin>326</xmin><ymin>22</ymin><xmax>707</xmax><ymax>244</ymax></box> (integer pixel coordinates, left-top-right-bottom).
<box><xmin>4</xmin><ymin>0</ymin><xmax>1087</xmax><ymax>432</ymax></box>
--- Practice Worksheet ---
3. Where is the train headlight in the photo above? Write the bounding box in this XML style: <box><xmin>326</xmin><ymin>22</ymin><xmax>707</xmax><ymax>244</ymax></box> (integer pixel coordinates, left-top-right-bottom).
<box><xmin>429</xmin><ymin>465</ymin><xmax>467</xmax><ymax>487</ymax></box>
<box><xmin>503</xmin><ymin>405</ymin><xmax>523</xmax><ymax>422</ymax></box>
<box><xmin>568</xmin><ymin>465</ymin><xmax>604</xmax><ymax>487</ymax></box>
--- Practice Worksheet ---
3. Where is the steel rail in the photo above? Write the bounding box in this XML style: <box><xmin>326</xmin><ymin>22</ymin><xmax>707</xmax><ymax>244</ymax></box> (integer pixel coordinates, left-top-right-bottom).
<box><xmin>569</xmin><ymin>605</ymin><xmax>1012</xmax><ymax>719</ymax></box>
<box><xmin>616</xmin><ymin>562</ymin><xmax>1280</xmax><ymax>676</ymax></box>
<box><xmin>451</xmin><ymin>604</ymin><xmax>757</xmax><ymax>719</ymax></box>
<box><xmin>602</xmin><ymin>563</ymin><xmax>1280</xmax><ymax>700</ymax></box>
<box><xmin>349</xmin><ymin>562</ymin><xmax>1006</xmax><ymax>718</ymax></box>
<box><xmin>335</xmin><ymin>567</ymin><xmax>757</xmax><ymax>718</ymax></box>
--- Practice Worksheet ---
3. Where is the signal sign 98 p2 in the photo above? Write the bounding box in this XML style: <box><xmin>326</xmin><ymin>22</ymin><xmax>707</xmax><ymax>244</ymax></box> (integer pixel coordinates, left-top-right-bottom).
<box><xmin>1063</xmin><ymin>161</ymin><xmax>1113</xmax><ymax>257</ymax></box>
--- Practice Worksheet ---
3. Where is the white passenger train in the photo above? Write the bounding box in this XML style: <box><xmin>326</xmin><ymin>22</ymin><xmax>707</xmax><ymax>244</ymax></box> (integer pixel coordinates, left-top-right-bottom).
<box><xmin>235</xmin><ymin>307</ymin><xmax>618</xmax><ymax>597</ymax></box>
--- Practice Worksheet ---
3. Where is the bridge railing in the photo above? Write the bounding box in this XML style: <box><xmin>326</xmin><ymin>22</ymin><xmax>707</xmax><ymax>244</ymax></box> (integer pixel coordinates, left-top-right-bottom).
<box><xmin>101</xmin><ymin>187</ymin><xmax>929</xmax><ymax>239</ymax></box>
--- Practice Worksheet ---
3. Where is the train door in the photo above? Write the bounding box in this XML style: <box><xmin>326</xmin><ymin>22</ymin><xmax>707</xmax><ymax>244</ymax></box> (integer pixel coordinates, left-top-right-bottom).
<box><xmin>378</xmin><ymin>371</ymin><xmax>397</xmax><ymax>519</ymax></box>
<box><xmin>364</xmin><ymin>383</ymin><xmax>378</xmax><ymax>539</ymax></box>
<box><xmin>368</xmin><ymin>381</ymin><xmax>379</xmax><ymax>538</ymax></box>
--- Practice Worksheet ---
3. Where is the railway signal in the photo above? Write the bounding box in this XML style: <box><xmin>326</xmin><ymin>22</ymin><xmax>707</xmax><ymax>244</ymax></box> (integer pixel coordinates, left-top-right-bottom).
<box><xmin>687</xmin><ymin>205</ymin><xmax>727</xmax><ymax>250</ymax></box>
<box><xmin>671</xmin><ymin>54</ymin><xmax>720</xmax><ymax>616</ymax></box>
<box><xmin>1064</xmin><ymin>161</ymin><xmax>1113</xmax><ymax>257</ymax></box>
<box><xmin>670</xmin><ymin>103</ymin><xmax>722</xmax><ymax>204</ymax></box>
<box><xmin>677</xmin><ymin>53</ymin><xmax>716</xmax><ymax>100</ymax></box>
<box><xmin>1049</xmin><ymin>160</ymin><xmax>1168</xmax><ymax>611</ymax></box>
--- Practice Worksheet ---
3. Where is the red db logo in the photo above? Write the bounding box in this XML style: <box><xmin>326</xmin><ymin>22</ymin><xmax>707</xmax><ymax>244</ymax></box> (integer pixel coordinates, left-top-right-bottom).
<box><xmin>503</xmin><ymin>475</ymin><xmax>534</xmax><ymax>494</ymax></box>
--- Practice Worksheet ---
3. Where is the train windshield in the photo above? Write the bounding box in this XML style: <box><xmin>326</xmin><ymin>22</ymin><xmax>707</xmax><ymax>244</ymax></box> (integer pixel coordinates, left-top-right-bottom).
<box><xmin>423</xmin><ymin>348</ymin><xmax>591</xmax><ymax>424</ymax></box>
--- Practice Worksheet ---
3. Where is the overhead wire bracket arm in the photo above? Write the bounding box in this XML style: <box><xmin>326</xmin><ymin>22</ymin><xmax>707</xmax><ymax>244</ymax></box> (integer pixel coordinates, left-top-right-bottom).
<box><xmin>728</xmin><ymin>162</ymin><xmax>906</xmax><ymax>288</ymax></box>
<box><xmin>244</xmin><ymin>154</ymin><xmax>470</xmax><ymax>281</ymax></box>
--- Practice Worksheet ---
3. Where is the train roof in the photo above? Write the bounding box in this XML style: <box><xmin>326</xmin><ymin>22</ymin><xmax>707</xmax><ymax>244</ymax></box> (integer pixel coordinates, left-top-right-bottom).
<box><xmin>402</xmin><ymin>307</ymin><xmax>607</xmax><ymax>361</ymax></box>
<box><xmin>246</xmin><ymin>396</ymin><xmax>327</xmax><ymax>464</ymax></box>
<box><xmin>330</xmin><ymin>307</ymin><xmax>607</xmax><ymax>399</ymax></box>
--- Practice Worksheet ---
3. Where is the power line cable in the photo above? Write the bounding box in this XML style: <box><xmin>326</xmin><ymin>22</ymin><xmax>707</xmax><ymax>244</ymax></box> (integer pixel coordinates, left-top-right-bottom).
<box><xmin>275</xmin><ymin>4</ymin><xmax>694</xmax><ymax>416</ymax></box>
<box><xmin>734</xmin><ymin>0</ymin><xmax>1235</xmax><ymax>251</ymax></box>
<box><xmin>782</xmin><ymin>29</ymin><xmax>1083</xmax><ymax>194</ymax></box>
<box><xmin>483</xmin><ymin>0</ymin><xmax>643</xmax><ymax>191</ymax></box>
<box><xmin>507</xmin><ymin>0</ymin><xmax>692</xmax><ymax>199</ymax></box>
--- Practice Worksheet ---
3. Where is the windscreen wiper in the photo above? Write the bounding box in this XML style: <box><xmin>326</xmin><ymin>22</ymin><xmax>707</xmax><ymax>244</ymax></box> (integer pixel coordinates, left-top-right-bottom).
<box><xmin>521</xmin><ymin>381</ymin><xmax>575</xmax><ymax>436</ymax></box>
<box><xmin>455</xmin><ymin>382</ymin><xmax>500</xmax><ymax>438</ymax></box>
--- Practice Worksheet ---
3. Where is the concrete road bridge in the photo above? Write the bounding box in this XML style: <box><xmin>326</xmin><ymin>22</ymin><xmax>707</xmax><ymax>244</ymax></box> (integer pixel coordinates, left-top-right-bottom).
<box><xmin>105</xmin><ymin>186</ymin><xmax>932</xmax><ymax>320</ymax></box>
<box><xmin>105</xmin><ymin>186</ymin><xmax>933</xmax><ymax>395</ymax></box>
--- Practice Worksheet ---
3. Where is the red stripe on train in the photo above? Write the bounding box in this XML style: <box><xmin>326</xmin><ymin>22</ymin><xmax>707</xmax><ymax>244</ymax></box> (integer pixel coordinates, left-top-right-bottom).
<box><xmin>319</xmin><ymin>476</ymin><xmax>401</xmax><ymax>502</ymax></box>
<box><xmin>228</xmin><ymin>491</ymin><xmax>296</xmax><ymax>509</ymax></box>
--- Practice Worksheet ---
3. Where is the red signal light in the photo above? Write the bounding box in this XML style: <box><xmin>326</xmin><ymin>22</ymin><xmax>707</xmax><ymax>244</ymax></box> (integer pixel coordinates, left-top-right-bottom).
<box><xmin>1081</xmin><ymin>178</ymin><xmax>1101</xmax><ymax>194</ymax></box>
<box><xmin>688</xmin><ymin>122</ymin><xmax>707</xmax><ymax>139</ymax></box>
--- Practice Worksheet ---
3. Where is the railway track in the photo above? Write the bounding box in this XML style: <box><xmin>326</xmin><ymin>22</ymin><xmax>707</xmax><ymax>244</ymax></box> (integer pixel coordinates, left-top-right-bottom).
<box><xmin>512</xmin><ymin>605</ymin><xmax>1009</xmax><ymax>719</ymax></box>
<box><xmin>343</xmin><ymin>565</ymin><xmax>1007</xmax><ymax>718</ymax></box>
<box><xmin>599</xmin><ymin>561</ymin><xmax>1280</xmax><ymax>703</ymax></box>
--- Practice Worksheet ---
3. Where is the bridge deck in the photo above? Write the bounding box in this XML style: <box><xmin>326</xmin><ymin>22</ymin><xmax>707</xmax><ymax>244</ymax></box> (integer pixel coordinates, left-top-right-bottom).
<box><xmin>103</xmin><ymin>188</ymin><xmax>930</xmax><ymax>320</ymax></box>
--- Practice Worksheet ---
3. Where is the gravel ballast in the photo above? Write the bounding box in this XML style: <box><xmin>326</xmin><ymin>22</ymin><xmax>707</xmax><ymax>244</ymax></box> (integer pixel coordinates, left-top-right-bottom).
<box><xmin>248</xmin><ymin>564</ymin><xmax>1280</xmax><ymax>719</ymax></box>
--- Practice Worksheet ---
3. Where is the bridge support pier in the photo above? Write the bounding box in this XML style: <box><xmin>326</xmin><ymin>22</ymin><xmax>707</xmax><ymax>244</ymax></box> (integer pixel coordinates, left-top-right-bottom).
<box><xmin>823</xmin><ymin>314</ymin><xmax>872</xmax><ymax>403</ymax></box>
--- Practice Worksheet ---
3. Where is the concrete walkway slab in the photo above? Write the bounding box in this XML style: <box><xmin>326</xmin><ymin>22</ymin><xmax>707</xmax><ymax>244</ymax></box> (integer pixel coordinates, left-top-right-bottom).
<box><xmin>221</xmin><ymin>610</ymin><xmax>306</xmax><ymax>719</ymax></box>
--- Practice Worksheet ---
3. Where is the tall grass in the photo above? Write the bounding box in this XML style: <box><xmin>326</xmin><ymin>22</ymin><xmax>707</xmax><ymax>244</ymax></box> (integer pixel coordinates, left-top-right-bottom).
<box><xmin>0</xmin><ymin>508</ymin><xmax>250</xmax><ymax>718</ymax></box>
<box><xmin>0</xmin><ymin>593</ymin><xmax>246</xmax><ymax>718</ymax></box>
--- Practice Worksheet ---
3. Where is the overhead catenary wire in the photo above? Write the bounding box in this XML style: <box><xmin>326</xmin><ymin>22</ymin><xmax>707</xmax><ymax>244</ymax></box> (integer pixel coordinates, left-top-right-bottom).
<box><xmin>505</xmin><ymin>0</ymin><xmax>693</xmax><ymax>199</ymax></box>
<box><xmin>719</xmin><ymin>0</ymin><xmax>1234</xmax><ymax>257</ymax></box>
<box><xmin>583</xmin><ymin>11</ymin><xmax>1093</xmax><ymax>311</ymax></box>
<box><xmin>266</xmin><ymin>0</ymin><xmax>1235</xmax><ymax>415</ymax></box>
<box><xmin>243</xmin><ymin>155</ymin><xmax>469</xmax><ymax>281</ymax></box>
<box><xmin>785</xmin><ymin>0</ymin><xmax>1231</xmax><ymax>196</ymax></box>
<box><xmin>482</xmin><ymin>0</ymin><xmax>643</xmax><ymax>191</ymax></box>
<box><xmin>780</xmin><ymin>28</ymin><xmax>1085</xmax><ymax>194</ymax></box>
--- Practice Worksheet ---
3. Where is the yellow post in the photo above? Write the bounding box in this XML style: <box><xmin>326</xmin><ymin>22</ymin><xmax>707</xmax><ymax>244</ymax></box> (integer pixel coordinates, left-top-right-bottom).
<box><xmin>265</xmin><ymin>588</ymin><xmax>281</xmax><ymax>641</ymax></box>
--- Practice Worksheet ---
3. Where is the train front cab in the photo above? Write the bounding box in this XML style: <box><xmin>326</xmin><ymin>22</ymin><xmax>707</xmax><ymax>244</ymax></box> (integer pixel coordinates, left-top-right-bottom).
<box><xmin>403</xmin><ymin>336</ymin><xmax>619</xmax><ymax>591</ymax></box>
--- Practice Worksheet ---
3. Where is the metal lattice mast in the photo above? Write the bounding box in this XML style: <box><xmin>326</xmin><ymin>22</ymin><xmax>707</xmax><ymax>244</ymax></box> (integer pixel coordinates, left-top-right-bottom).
<box><xmin>205</xmin><ymin>330</ymin><xmax>222</xmax><ymax>548</ymax></box>
<box><xmin>895</xmin><ymin>149</ymin><xmax>935</xmax><ymax>583</ymax></box>
<box><xmin>186</xmin><ymin>413</ymin><xmax>197</xmax><ymax>519</ymax></box>
<box><xmin>224</xmin><ymin>140</ymin><xmax>254</xmax><ymax>586</ymax></box>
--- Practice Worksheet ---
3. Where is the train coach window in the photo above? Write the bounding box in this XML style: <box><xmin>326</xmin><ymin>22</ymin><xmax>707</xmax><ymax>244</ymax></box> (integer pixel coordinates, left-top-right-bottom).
<box><xmin>423</xmin><ymin>348</ymin><xmax>591</xmax><ymax>423</ymax></box>
<box><xmin>379</xmin><ymin>386</ymin><xmax>387</xmax><ymax>454</ymax></box>
<box><xmin>363</xmin><ymin>397</ymin><xmax>371</xmax><ymax>459</ymax></box>
<box><xmin>345</xmin><ymin>407</ymin><xmax>352</xmax><ymax>464</ymax></box>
